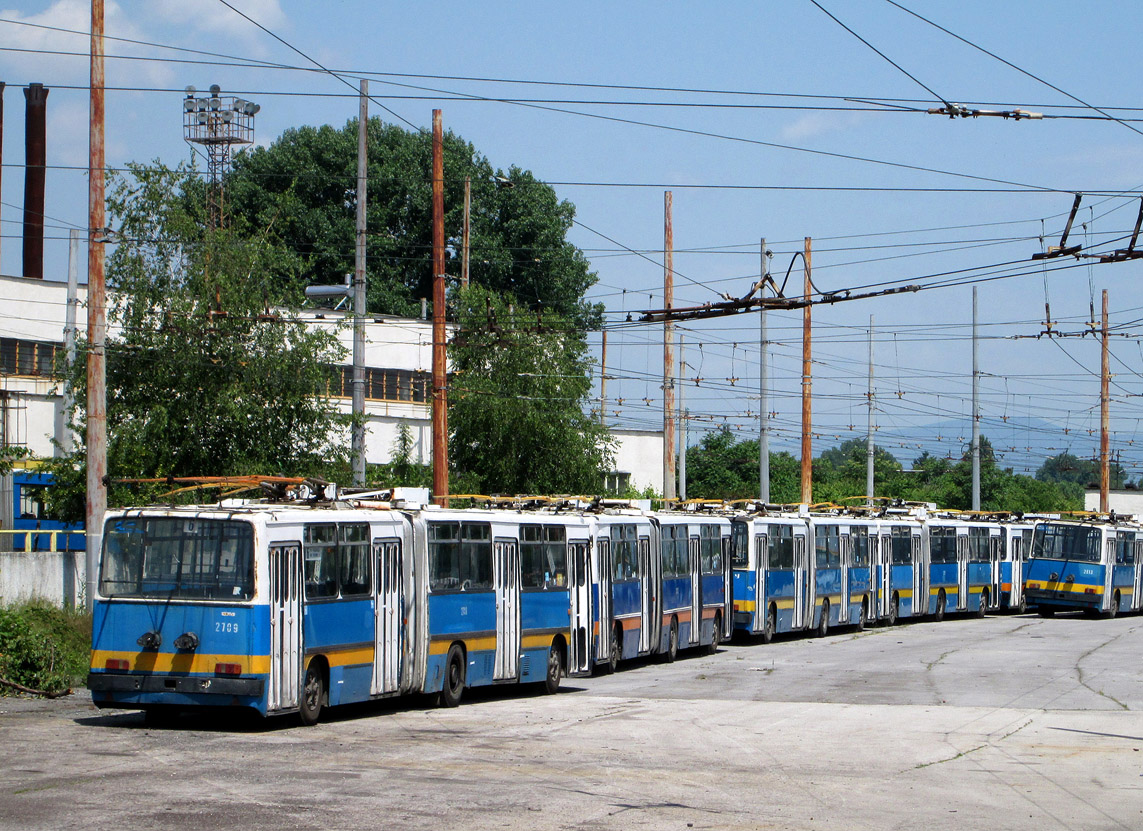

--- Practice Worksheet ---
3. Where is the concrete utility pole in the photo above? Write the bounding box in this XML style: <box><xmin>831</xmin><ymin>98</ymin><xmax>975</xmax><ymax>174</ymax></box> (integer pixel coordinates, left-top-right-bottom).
<box><xmin>801</xmin><ymin>237</ymin><xmax>813</xmax><ymax>505</ymax></box>
<box><xmin>62</xmin><ymin>229</ymin><xmax>79</xmax><ymax>453</ymax></box>
<box><xmin>599</xmin><ymin>329</ymin><xmax>607</xmax><ymax>425</ymax></box>
<box><xmin>431</xmin><ymin>109</ymin><xmax>449</xmax><ymax>507</ymax></box>
<box><xmin>350</xmin><ymin>80</ymin><xmax>368</xmax><ymax>486</ymax></box>
<box><xmin>759</xmin><ymin>239</ymin><xmax>770</xmax><ymax>503</ymax></box>
<box><xmin>866</xmin><ymin>315</ymin><xmax>875</xmax><ymax>505</ymax></box>
<box><xmin>971</xmin><ymin>286</ymin><xmax>981</xmax><ymax>511</ymax></box>
<box><xmin>663</xmin><ymin>190</ymin><xmax>676</xmax><ymax>502</ymax></box>
<box><xmin>1100</xmin><ymin>289</ymin><xmax>1110</xmax><ymax>512</ymax></box>
<box><xmin>86</xmin><ymin>0</ymin><xmax>107</xmax><ymax>607</ymax></box>
<box><xmin>678</xmin><ymin>334</ymin><xmax>686</xmax><ymax>501</ymax></box>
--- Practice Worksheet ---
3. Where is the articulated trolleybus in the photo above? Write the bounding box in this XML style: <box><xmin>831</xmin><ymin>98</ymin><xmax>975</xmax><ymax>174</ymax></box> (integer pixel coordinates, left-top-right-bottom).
<box><xmin>88</xmin><ymin>494</ymin><xmax>597</xmax><ymax>724</ymax></box>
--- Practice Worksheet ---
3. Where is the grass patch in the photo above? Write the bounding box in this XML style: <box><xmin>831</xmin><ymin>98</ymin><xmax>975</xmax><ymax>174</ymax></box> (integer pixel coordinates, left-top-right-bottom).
<box><xmin>0</xmin><ymin>601</ymin><xmax>92</xmax><ymax>693</ymax></box>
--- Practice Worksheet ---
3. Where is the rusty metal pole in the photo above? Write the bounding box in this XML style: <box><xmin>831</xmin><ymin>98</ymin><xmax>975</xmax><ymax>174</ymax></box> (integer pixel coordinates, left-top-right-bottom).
<box><xmin>23</xmin><ymin>82</ymin><xmax>48</xmax><ymax>279</ymax></box>
<box><xmin>663</xmin><ymin>191</ymin><xmax>676</xmax><ymax>502</ymax></box>
<box><xmin>461</xmin><ymin>175</ymin><xmax>471</xmax><ymax>289</ymax></box>
<box><xmin>431</xmin><ymin>110</ymin><xmax>449</xmax><ymax>507</ymax></box>
<box><xmin>801</xmin><ymin>237</ymin><xmax>813</xmax><ymax>505</ymax></box>
<box><xmin>86</xmin><ymin>0</ymin><xmax>107</xmax><ymax>608</ymax></box>
<box><xmin>599</xmin><ymin>328</ymin><xmax>607</xmax><ymax>425</ymax></box>
<box><xmin>351</xmin><ymin>79</ymin><xmax>368</xmax><ymax>486</ymax></box>
<box><xmin>1100</xmin><ymin>289</ymin><xmax>1110</xmax><ymax>512</ymax></box>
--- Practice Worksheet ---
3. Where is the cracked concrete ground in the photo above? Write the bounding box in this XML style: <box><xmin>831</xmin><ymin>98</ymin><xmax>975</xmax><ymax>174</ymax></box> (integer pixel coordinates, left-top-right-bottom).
<box><xmin>3</xmin><ymin>613</ymin><xmax>1143</xmax><ymax>830</ymax></box>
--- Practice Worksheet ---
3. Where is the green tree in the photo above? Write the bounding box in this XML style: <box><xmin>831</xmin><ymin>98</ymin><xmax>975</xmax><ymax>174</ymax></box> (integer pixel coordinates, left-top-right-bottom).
<box><xmin>44</xmin><ymin>162</ymin><xmax>350</xmax><ymax>520</ymax></box>
<box><xmin>224</xmin><ymin>118</ymin><xmax>602</xmax><ymax>327</ymax></box>
<box><xmin>448</xmin><ymin>285</ymin><xmax>613</xmax><ymax>494</ymax></box>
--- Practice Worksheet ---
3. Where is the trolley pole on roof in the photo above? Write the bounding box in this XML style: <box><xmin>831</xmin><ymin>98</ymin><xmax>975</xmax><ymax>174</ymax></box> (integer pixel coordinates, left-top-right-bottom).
<box><xmin>351</xmin><ymin>80</ymin><xmax>368</xmax><ymax>486</ymax></box>
<box><xmin>431</xmin><ymin>109</ymin><xmax>449</xmax><ymax>507</ymax></box>
<box><xmin>86</xmin><ymin>0</ymin><xmax>107</xmax><ymax>609</ymax></box>
<box><xmin>800</xmin><ymin>237</ymin><xmax>813</xmax><ymax>505</ymax></box>
<box><xmin>1100</xmin><ymin>289</ymin><xmax>1110</xmax><ymax>512</ymax></box>
<box><xmin>663</xmin><ymin>191</ymin><xmax>676</xmax><ymax>502</ymax></box>
<box><xmin>971</xmin><ymin>286</ymin><xmax>980</xmax><ymax>511</ymax></box>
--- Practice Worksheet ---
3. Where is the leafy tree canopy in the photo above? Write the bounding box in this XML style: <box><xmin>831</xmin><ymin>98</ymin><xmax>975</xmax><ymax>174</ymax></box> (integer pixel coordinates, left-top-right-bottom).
<box><xmin>44</xmin><ymin>162</ymin><xmax>351</xmax><ymax>521</ymax></box>
<box><xmin>224</xmin><ymin>118</ymin><xmax>603</xmax><ymax>328</ymax></box>
<box><xmin>448</xmin><ymin>285</ymin><xmax>614</xmax><ymax>495</ymax></box>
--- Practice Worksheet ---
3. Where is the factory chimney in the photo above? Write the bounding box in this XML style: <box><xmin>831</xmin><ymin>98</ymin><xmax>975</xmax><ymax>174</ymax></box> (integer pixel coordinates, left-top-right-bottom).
<box><xmin>23</xmin><ymin>82</ymin><xmax>48</xmax><ymax>279</ymax></box>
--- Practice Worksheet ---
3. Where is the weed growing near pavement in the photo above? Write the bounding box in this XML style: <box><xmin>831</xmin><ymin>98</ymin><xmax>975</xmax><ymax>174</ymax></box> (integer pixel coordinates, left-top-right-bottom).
<box><xmin>0</xmin><ymin>601</ymin><xmax>91</xmax><ymax>693</ymax></box>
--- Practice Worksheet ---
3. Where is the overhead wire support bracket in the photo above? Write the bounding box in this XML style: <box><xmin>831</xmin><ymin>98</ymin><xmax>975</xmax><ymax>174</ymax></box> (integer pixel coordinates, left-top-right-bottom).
<box><xmin>1032</xmin><ymin>193</ymin><xmax>1084</xmax><ymax>260</ymax></box>
<box><xmin>1099</xmin><ymin>197</ymin><xmax>1143</xmax><ymax>262</ymax></box>
<box><xmin>927</xmin><ymin>103</ymin><xmax>1043</xmax><ymax>120</ymax></box>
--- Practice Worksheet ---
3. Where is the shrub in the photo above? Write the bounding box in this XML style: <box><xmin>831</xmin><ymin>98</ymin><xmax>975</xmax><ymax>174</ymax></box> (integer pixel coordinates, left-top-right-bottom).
<box><xmin>0</xmin><ymin>601</ymin><xmax>92</xmax><ymax>694</ymax></box>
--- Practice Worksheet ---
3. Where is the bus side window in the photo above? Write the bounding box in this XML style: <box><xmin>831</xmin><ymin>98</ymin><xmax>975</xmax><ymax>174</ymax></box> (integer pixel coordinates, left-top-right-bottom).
<box><xmin>304</xmin><ymin>523</ymin><xmax>338</xmax><ymax>599</ymax></box>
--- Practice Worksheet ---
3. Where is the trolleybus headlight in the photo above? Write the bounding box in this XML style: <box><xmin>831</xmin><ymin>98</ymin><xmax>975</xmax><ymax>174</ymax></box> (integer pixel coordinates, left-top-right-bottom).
<box><xmin>174</xmin><ymin>632</ymin><xmax>199</xmax><ymax>651</ymax></box>
<box><xmin>136</xmin><ymin>631</ymin><xmax>162</xmax><ymax>650</ymax></box>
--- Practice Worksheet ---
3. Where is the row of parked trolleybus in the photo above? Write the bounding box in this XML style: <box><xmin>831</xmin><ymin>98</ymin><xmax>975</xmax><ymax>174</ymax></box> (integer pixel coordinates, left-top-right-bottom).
<box><xmin>86</xmin><ymin>494</ymin><xmax>1143</xmax><ymax>724</ymax></box>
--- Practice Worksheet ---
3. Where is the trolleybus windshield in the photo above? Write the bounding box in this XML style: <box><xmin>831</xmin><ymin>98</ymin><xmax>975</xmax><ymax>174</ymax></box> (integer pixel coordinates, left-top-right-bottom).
<box><xmin>1032</xmin><ymin>523</ymin><xmax>1101</xmax><ymax>563</ymax></box>
<box><xmin>100</xmin><ymin>516</ymin><xmax>255</xmax><ymax>600</ymax></box>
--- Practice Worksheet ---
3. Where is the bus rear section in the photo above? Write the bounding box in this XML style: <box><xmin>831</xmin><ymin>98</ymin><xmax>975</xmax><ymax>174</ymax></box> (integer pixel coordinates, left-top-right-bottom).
<box><xmin>655</xmin><ymin>515</ymin><xmax>730</xmax><ymax>660</ymax></box>
<box><xmin>88</xmin><ymin>511</ymin><xmax>268</xmax><ymax>717</ymax></box>
<box><xmin>1025</xmin><ymin>520</ymin><xmax>1119</xmax><ymax>616</ymax></box>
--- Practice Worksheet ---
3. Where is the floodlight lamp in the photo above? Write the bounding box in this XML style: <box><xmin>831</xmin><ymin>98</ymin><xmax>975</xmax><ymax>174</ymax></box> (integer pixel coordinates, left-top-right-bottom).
<box><xmin>197</xmin><ymin>99</ymin><xmax>207</xmax><ymax>112</ymax></box>
<box><xmin>183</xmin><ymin>98</ymin><xmax>195</xmax><ymax>112</ymax></box>
<box><xmin>222</xmin><ymin>111</ymin><xmax>233</xmax><ymax>123</ymax></box>
<box><xmin>245</xmin><ymin>102</ymin><xmax>260</xmax><ymax>116</ymax></box>
<box><xmin>196</xmin><ymin>113</ymin><xmax>207</xmax><ymax>126</ymax></box>
<box><xmin>209</xmin><ymin>84</ymin><xmax>221</xmax><ymax>95</ymax></box>
<box><xmin>232</xmin><ymin>98</ymin><xmax>246</xmax><ymax>112</ymax></box>
<box><xmin>184</xmin><ymin>85</ymin><xmax>197</xmax><ymax>95</ymax></box>
<box><xmin>209</xmin><ymin>96</ymin><xmax>221</xmax><ymax>111</ymax></box>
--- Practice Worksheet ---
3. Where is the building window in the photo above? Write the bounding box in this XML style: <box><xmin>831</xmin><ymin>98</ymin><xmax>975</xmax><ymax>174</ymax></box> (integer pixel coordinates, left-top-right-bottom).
<box><xmin>0</xmin><ymin>338</ymin><xmax>59</xmax><ymax>378</ymax></box>
<box><xmin>329</xmin><ymin>365</ymin><xmax>431</xmax><ymax>404</ymax></box>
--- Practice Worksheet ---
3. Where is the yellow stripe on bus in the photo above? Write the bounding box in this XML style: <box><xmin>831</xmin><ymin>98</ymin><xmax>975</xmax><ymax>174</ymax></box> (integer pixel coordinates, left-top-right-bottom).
<box><xmin>1025</xmin><ymin>580</ymin><xmax>1104</xmax><ymax>595</ymax></box>
<box><xmin>428</xmin><ymin>635</ymin><xmax>499</xmax><ymax>656</ymax></box>
<box><xmin>90</xmin><ymin>650</ymin><xmax>271</xmax><ymax>675</ymax></box>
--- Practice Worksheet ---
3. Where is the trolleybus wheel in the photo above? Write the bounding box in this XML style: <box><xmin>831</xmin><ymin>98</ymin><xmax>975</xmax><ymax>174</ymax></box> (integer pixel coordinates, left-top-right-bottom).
<box><xmin>707</xmin><ymin>614</ymin><xmax>722</xmax><ymax>655</ymax></box>
<box><xmin>855</xmin><ymin>598</ymin><xmax>867</xmax><ymax>632</ymax></box>
<box><xmin>1014</xmin><ymin>594</ymin><xmax>1027</xmax><ymax>615</ymax></box>
<box><xmin>934</xmin><ymin>590</ymin><xmax>946</xmax><ymax>623</ymax></box>
<box><xmin>975</xmin><ymin>590</ymin><xmax>988</xmax><ymax>619</ymax></box>
<box><xmin>816</xmin><ymin>600</ymin><xmax>830</xmax><ymax>638</ymax></box>
<box><xmin>666</xmin><ymin>618</ymin><xmax>679</xmax><ymax>663</ymax></box>
<box><xmin>299</xmin><ymin>663</ymin><xmax>325</xmax><ymax>725</ymax></box>
<box><xmin>440</xmin><ymin>644</ymin><xmax>466</xmax><ymax>707</ymax></box>
<box><xmin>761</xmin><ymin>605</ymin><xmax>776</xmax><ymax>644</ymax></box>
<box><xmin>543</xmin><ymin>641</ymin><xmax>563</xmax><ymax>694</ymax></box>
<box><xmin>605</xmin><ymin>625</ymin><xmax>621</xmax><ymax>674</ymax></box>
<box><xmin>1105</xmin><ymin>592</ymin><xmax>1120</xmax><ymax>620</ymax></box>
<box><xmin>888</xmin><ymin>594</ymin><xmax>899</xmax><ymax>626</ymax></box>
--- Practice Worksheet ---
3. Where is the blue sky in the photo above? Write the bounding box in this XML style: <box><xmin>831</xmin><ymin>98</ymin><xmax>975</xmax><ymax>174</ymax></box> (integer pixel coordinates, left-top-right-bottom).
<box><xmin>3</xmin><ymin>1</ymin><xmax>1143</xmax><ymax>477</ymax></box>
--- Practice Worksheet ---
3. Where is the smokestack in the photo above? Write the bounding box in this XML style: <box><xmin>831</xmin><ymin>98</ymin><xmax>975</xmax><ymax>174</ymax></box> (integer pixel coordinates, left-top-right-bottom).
<box><xmin>23</xmin><ymin>82</ymin><xmax>47</xmax><ymax>280</ymax></box>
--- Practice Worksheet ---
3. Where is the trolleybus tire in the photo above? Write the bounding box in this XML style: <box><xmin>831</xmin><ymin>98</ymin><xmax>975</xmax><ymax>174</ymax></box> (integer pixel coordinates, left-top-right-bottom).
<box><xmin>1105</xmin><ymin>592</ymin><xmax>1120</xmax><ymax>620</ymax></box>
<box><xmin>934</xmin><ymin>590</ymin><xmax>946</xmax><ymax>623</ymax></box>
<box><xmin>761</xmin><ymin>605</ymin><xmax>776</xmax><ymax>644</ymax></box>
<box><xmin>816</xmin><ymin>600</ymin><xmax>829</xmax><ymax>638</ymax></box>
<box><xmin>1014</xmin><ymin>594</ymin><xmax>1027</xmax><ymax>615</ymax></box>
<box><xmin>299</xmin><ymin>663</ymin><xmax>325</xmax><ymax>725</ymax></box>
<box><xmin>440</xmin><ymin>644</ymin><xmax>466</xmax><ymax>707</ymax></box>
<box><xmin>665</xmin><ymin>618</ymin><xmax>679</xmax><ymax>663</ymax></box>
<box><xmin>855</xmin><ymin>598</ymin><xmax>867</xmax><ymax>632</ymax></box>
<box><xmin>543</xmin><ymin>641</ymin><xmax>563</xmax><ymax>694</ymax></box>
<box><xmin>888</xmin><ymin>594</ymin><xmax>899</xmax><ymax>626</ymax></box>
<box><xmin>707</xmin><ymin>614</ymin><xmax>721</xmax><ymax>655</ymax></box>
<box><xmin>605</xmin><ymin>625</ymin><xmax>621</xmax><ymax>674</ymax></box>
<box><xmin>975</xmin><ymin>590</ymin><xmax>988</xmax><ymax>619</ymax></box>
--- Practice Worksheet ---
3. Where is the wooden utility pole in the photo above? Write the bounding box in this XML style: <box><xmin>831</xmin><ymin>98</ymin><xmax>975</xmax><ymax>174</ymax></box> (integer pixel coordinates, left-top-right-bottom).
<box><xmin>663</xmin><ymin>191</ymin><xmax>676</xmax><ymax>502</ymax></box>
<box><xmin>800</xmin><ymin>237</ymin><xmax>813</xmax><ymax>505</ymax></box>
<box><xmin>1100</xmin><ymin>289</ymin><xmax>1110</xmax><ymax>512</ymax></box>
<box><xmin>461</xmin><ymin>175</ymin><xmax>471</xmax><ymax>288</ymax></box>
<box><xmin>431</xmin><ymin>110</ymin><xmax>449</xmax><ymax>507</ymax></box>
<box><xmin>351</xmin><ymin>79</ymin><xmax>368</xmax><ymax>486</ymax></box>
<box><xmin>86</xmin><ymin>0</ymin><xmax>107</xmax><ymax>607</ymax></box>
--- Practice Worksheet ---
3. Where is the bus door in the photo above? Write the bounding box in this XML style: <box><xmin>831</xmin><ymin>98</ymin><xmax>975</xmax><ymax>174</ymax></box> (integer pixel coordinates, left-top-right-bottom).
<box><xmin>268</xmin><ymin>543</ymin><xmax>302</xmax><ymax>712</ymax></box>
<box><xmin>957</xmin><ymin>533</ymin><xmax>969</xmax><ymax>612</ymax></box>
<box><xmin>639</xmin><ymin>536</ymin><xmax>656</xmax><ymax>653</ymax></box>
<box><xmin>596</xmin><ymin>538</ymin><xmax>613</xmax><ymax>665</ymax></box>
<box><xmin>755</xmin><ymin>531</ymin><xmax>768</xmax><ymax>633</ymax></box>
<box><xmin>1104</xmin><ymin>537</ymin><xmax>1116</xmax><ymax>613</ymax></box>
<box><xmin>567</xmin><ymin>541</ymin><xmax>592</xmax><ymax>674</ymax></box>
<box><xmin>839</xmin><ymin>533</ymin><xmax>851</xmax><ymax>624</ymax></box>
<box><xmin>689</xmin><ymin>535</ymin><xmax>701</xmax><ymax>645</ymax></box>
<box><xmin>792</xmin><ymin>532</ymin><xmax>810</xmax><ymax>630</ymax></box>
<box><xmin>1134</xmin><ymin>540</ymin><xmax>1143</xmax><ymax>612</ymax></box>
<box><xmin>878</xmin><ymin>533</ymin><xmax>890</xmax><ymax>618</ymax></box>
<box><xmin>989</xmin><ymin>534</ymin><xmax>1003</xmax><ymax>608</ymax></box>
<box><xmin>493</xmin><ymin>539</ymin><xmax>521</xmax><ymax>680</ymax></box>
<box><xmin>372</xmin><ymin>539</ymin><xmax>403</xmax><ymax>695</ymax></box>
<box><xmin>912</xmin><ymin>533</ymin><xmax>927</xmax><ymax>617</ymax></box>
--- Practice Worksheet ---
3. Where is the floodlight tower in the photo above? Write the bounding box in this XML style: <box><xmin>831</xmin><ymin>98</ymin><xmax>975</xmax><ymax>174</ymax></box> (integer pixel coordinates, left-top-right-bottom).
<box><xmin>182</xmin><ymin>84</ymin><xmax>259</xmax><ymax>229</ymax></box>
